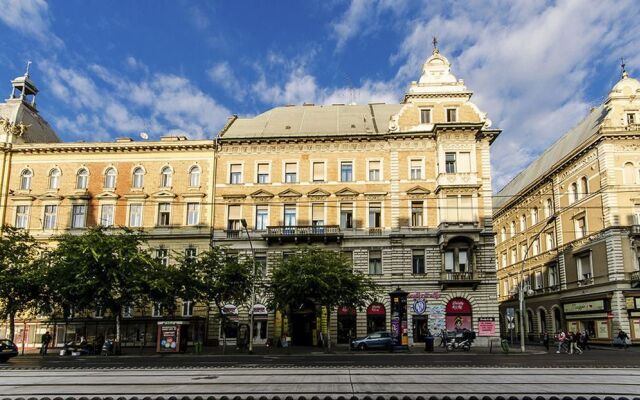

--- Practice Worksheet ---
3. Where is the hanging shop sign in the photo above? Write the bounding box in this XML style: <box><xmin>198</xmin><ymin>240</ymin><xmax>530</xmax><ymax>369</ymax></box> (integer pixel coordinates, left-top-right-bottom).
<box><xmin>337</xmin><ymin>306</ymin><xmax>356</xmax><ymax>316</ymax></box>
<box><xmin>408</xmin><ymin>291</ymin><xmax>441</xmax><ymax>300</ymax></box>
<box><xmin>367</xmin><ymin>303</ymin><xmax>386</xmax><ymax>315</ymax></box>
<box><xmin>251</xmin><ymin>304</ymin><xmax>268</xmax><ymax>315</ymax></box>
<box><xmin>563</xmin><ymin>300</ymin><xmax>604</xmax><ymax>314</ymax></box>
<box><xmin>412</xmin><ymin>299</ymin><xmax>427</xmax><ymax>315</ymax></box>
<box><xmin>221</xmin><ymin>304</ymin><xmax>239</xmax><ymax>315</ymax></box>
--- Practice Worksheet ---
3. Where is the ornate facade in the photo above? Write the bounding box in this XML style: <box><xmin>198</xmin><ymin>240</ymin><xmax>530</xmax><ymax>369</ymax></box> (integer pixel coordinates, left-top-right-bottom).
<box><xmin>0</xmin><ymin>47</ymin><xmax>501</xmax><ymax>349</ymax></box>
<box><xmin>494</xmin><ymin>69</ymin><xmax>640</xmax><ymax>343</ymax></box>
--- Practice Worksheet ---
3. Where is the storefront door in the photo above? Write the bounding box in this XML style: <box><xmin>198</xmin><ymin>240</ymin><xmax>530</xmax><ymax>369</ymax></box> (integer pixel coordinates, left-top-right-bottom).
<box><xmin>337</xmin><ymin>306</ymin><xmax>357</xmax><ymax>343</ymax></box>
<box><xmin>412</xmin><ymin>315</ymin><xmax>429</xmax><ymax>343</ymax></box>
<box><xmin>367</xmin><ymin>303</ymin><xmax>386</xmax><ymax>334</ymax></box>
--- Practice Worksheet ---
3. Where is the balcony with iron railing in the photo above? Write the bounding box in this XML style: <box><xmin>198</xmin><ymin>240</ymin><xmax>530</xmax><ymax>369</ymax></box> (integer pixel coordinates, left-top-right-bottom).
<box><xmin>263</xmin><ymin>225</ymin><xmax>343</xmax><ymax>244</ymax></box>
<box><xmin>439</xmin><ymin>271</ymin><xmax>481</xmax><ymax>290</ymax></box>
<box><xmin>631</xmin><ymin>270</ymin><xmax>640</xmax><ymax>288</ymax></box>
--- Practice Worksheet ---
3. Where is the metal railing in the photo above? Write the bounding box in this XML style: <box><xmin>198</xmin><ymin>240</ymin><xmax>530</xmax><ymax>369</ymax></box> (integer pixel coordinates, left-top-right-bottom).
<box><xmin>265</xmin><ymin>225</ymin><xmax>341</xmax><ymax>236</ymax></box>
<box><xmin>440</xmin><ymin>271</ymin><xmax>476</xmax><ymax>281</ymax></box>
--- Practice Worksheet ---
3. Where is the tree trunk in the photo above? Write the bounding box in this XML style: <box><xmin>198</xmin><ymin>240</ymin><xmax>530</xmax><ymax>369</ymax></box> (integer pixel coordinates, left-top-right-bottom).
<box><xmin>115</xmin><ymin>312</ymin><xmax>121</xmax><ymax>355</ymax></box>
<box><xmin>8</xmin><ymin>311</ymin><xmax>15</xmax><ymax>344</ymax></box>
<box><xmin>326</xmin><ymin>307</ymin><xmax>332</xmax><ymax>353</ymax></box>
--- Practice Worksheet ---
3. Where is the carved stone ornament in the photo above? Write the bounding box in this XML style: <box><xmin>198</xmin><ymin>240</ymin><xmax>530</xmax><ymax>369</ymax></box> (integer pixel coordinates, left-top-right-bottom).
<box><xmin>0</xmin><ymin>117</ymin><xmax>30</xmax><ymax>136</ymax></box>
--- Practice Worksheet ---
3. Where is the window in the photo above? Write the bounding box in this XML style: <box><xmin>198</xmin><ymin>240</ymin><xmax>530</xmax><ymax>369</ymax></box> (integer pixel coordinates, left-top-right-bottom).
<box><xmin>189</xmin><ymin>166</ymin><xmax>201</xmax><ymax>187</ymax></box>
<box><xmin>458</xmin><ymin>152</ymin><xmax>471</xmax><ymax>173</ymax></box>
<box><xmin>152</xmin><ymin>302</ymin><xmax>163</xmax><ymax>317</ymax></box>
<box><xmin>161</xmin><ymin>166</ymin><xmax>172</xmax><ymax>187</ymax></box>
<box><xmin>128</xmin><ymin>203</ymin><xmax>143</xmax><ymax>227</ymax></box>
<box><xmin>548</xmin><ymin>264</ymin><xmax>558</xmax><ymax>288</ymax></box>
<box><xmin>312</xmin><ymin>162</ymin><xmax>324</xmax><ymax>182</ymax></box>
<box><xmin>340</xmin><ymin>203</ymin><xmax>353</xmax><ymax>229</ymax></box>
<box><xmin>123</xmin><ymin>305</ymin><xmax>133</xmax><ymax>318</ymax></box>
<box><xmin>186</xmin><ymin>203</ymin><xmax>200</xmax><ymax>225</ymax></box>
<box><xmin>535</xmin><ymin>271</ymin><xmax>543</xmax><ymax>290</ymax></box>
<box><xmin>340</xmin><ymin>161</ymin><xmax>353</xmax><ymax>182</ymax></box>
<box><xmin>155</xmin><ymin>248</ymin><xmax>169</xmax><ymax>266</ymax></box>
<box><xmin>229</xmin><ymin>164</ymin><xmax>242</xmax><ymax>184</ymax></box>
<box><xmin>510</xmin><ymin>247</ymin><xmax>517</xmax><ymax>264</ymax></box>
<box><xmin>532</xmin><ymin>239</ymin><xmax>540</xmax><ymax>256</ymax></box>
<box><xmin>132</xmin><ymin>167</ymin><xmax>144</xmax><ymax>188</ymax></box>
<box><xmin>445</xmin><ymin>195</ymin><xmax>457</xmax><ymax>222</ymax></box>
<box><xmin>284</xmin><ymin>162</ymin><xmax>297</xmax><ymax>183</ymax></box>
<box><xmin>546</xmin><ymin>230</ymin><xmax>555</xmax><ymax>250</ymax></box>
<box><xmin>255</xmin><ymin>255</ymin><xmax>267</xmax><ymax>276</ymax></box>
<box><xmin>100</xmin><ymin>204</ymin><xmax>115</xmax><ymax>227</ymax></box>
<box><xmin>71</xmin><ymin>205</ymin><xmax>87</xmax><ymax>228</ymax></box>
<box><xmin>569</xmin><ymin>182</ymin><xmax>578</xmax><ymax>203</ymax></box>
<box><xmin>368</xmin><ymin>160</ymin><xmax>381</xmax><ymax>181</ymax></box>
<box><xmin>43</xmin><ymin>205</ymin><xmax>57</xmax><ymax>229</ymax></box>
<box><xmin>501</xmin><ymin>252</ymin><xmax>507</xmax><ymax>269</ymax></box>
<box><xmin>628</xmin><ymin>113</ymin><xmax>636</xmax><ymax>125</ymax></box>
<box><xmin>411</xmin><ymin>201</ymin><xmax>423</xmax><ymax>227</ymax></box>
<box><xmin>420</xmin><ymin>108</ymin><xmax>431</xmax><ymax>124</ymax></box>
<box><xmin>575</xmin><ymin>216</ymin><xmax>586</xmax><ymax>239</ymax></box>
<box><xmin>104</xmin><ymin>167</ymin><xmax>116</xmax><ymax>189</ymax></box>
<box><xmin>500</xmin><ymin>227</ymin><xmax>506</xmax><ymax>242</ymax></box>
<box><xmin>257</xmin><ymin>163</ymin><xmax>270</xmax><ymax>183</ymax></box>
<box><xmin>444</xmin><ymin>248</ymin><xmax>470</xmax><ymax>273</ymax></box>
<box><xmin>255</xmin><ymin>205</ymin><xmax>268</xmax><ymax>230</ymax></box>
<box><xmin>510</xmin><ymin>221</ymin><xmax>516</xmax><ymax>236</ymax></box>
<box><xmin>15</xmin><ymin>205</ymin><xmax>29</xmax><ymax>229</ymax></box>
<box><xmin>445</xmin><ymin>152</ymin><xmax>456</xmax><ymax>173</ymax></box>
<box><xmin>20</xmin><ymin>169</ymin><xmax>32</xmax><ymax>190</ymax></box>
<box><xmin>369</xmin><ymin>250</ymin><xmax>382</xmax><ymax>275</ymax></box>
<box><xmin>412</xmin><ymin>250</ymin><xmax>425</xmax><ymax>274</ymax></box>
<box><xmin>227</xmin><ymin>205</ymin><xmax>242</xmax><ymax>230</ymax></box>
<box><xmin>311</xmin><ymin>203</ymin><xmax>324</xmax><ymax>226</ymax></box>
<box><xmin>368</xmin><ymin>203</ymin><xmax>381</xmax><ymax>228</ymax></box>
<box><xmin>76</xmin><ymin>168</ymin><xmax>88</xmax><ymax>189</ymax></box>
<box><xmin>94</xmin><ymin>305</ymin><xmax>103</xmax><ymax>319</ymax></box>
<box><xmin>459</xmin><ymin>195</ymin><xmax>473</xmax><ymax>221</ymax></box>
<box><xmin>48</xmin><ymin>168</ymin><xmax>60</xmax><ymax>189</ymax></box>
<box><xmin>446</xmin><ymin>108</ymin><xmax>457</xmax><ymax>122</ymax></box>
<box><xmin>624</xmin><ymin>162</ymin><xmax>635</xmax><ymax>185</ymax></box>
<box><xmin>580</xmin><ymin>176</ymin><xmax>589</xmax><ymax>198</ymax></box>
<box><xmin>182</xmin><ymin>301</ymin><xmax>194</xmax><ymax>317</ymax></box>
<box><xmin>284</xmin><ymin>204</ymin><xmax>296</xmax><ymax>226</ymax></box>
<box><xmin>410</xmin><ymin>159</ymin><xmax>422</xmax><ymax>180</ymax></box>
<box><xmin>157</xmin><ymin>203</ymin><xmax>171</xmax><ymax>226</ymax></box>
<box><xmin>185</xmin><ymin>247</ymin><xmax>197</xmax><ymax>261</ymax></box>
<box><xmin>576</xmin><ymin>252</ymin><xmax>592</xmax><ymax>283</ymax></box>
<box><xmin>531</xmin><ymin>207</ymin><xmax>539</xmax><ymax>225</ymax></box>
<box><xmin>544</xmin><ymin>198</ymin><xmax>552</xmax><ymax>218</ymax></box>
<box><xmin>521</xmin><ymin>242</ymin><xmax>528</xmax><ymax>261</ymax></box>
<box><xmin>520</xmin><ymin>214</ymin><xmax>526</xmax><ymax>231</ymax></box>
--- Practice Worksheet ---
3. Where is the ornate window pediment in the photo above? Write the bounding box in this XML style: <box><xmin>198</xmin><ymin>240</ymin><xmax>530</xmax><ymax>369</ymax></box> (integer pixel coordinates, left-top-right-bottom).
<box><xmin>250</xmin><ymin>189</ymin><xmax>275</xmax><ymax>199</ymax></box>
<box><xmin>37</xmin><ymin>193</ymin><xmax>64</xmax><ymax>201</ymax></box>
<box><xmin>406</xmin><ymin>185</ymin><xmax>431</xmax><ymax>195</ymax></box>
<box><xmin>335</xmin><ymin>187</ymin><xmax>360</xmax><ymax>197</ymax></box>
<box><xmin>307</xmin><ymin>188</ymin><xmax>331</xmax><ymax>198</ymax></box>
<box><xmin>95</xmin><ymin>191</ymin><xmax>120</xmax><ymax>200</ymax></box>
<box><xmin>278</xmin><ymin>188</ymin><xmax>302</xmax><ymax>198</ymax></box>
<box><xmin>151</xmin><ymin>190</ymin><xmax>177</xmax><ymax>199</ymax></box>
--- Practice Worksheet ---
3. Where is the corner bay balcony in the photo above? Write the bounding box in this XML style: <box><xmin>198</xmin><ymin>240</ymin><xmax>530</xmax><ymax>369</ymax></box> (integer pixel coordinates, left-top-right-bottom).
<box><xmin>631</xmin><ymin>270</ymin><xmax>640</xmax><ymax>288</ymax></box>
<box><xmin>263</xmin><ymin>225</ymin><xmax>343</xmax><ymax>244</ymax></box>
<box><xmin>439</xmin><ymin>271</ymin><xmax>481</xmax><ymax>290</ymax></box>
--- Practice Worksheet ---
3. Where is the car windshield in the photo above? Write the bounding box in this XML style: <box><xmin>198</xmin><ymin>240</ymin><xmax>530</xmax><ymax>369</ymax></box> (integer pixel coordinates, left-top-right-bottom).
<box><xmin>369</xmin><ymin>334</ymin><xmax>381</xmax><ymax>339</ymax></box>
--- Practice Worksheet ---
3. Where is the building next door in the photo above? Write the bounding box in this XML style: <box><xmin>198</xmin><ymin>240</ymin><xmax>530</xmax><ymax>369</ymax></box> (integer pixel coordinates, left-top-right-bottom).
<box><xmin>337</xmin><ymin>306</ymin><xmax>357</xmax><ymax>343</ymax></box>
<box><xmin>291</xmin><ymin>304</ymin><xmax>316</xmax><ymax>346</ymax></box>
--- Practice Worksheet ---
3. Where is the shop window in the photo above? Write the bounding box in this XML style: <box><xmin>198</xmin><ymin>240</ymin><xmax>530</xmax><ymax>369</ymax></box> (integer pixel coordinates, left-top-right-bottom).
<box><xmin>366</xmin><ymin>303</ymin><xmax>386</xmax><ymax>333</ymax></box>
<box><xmin>337</xmin><ymin>306</ymin><xmax>357</xmax><ymax>343</ymax></box>
<box><xmin>445</xmin><ymin>298</ymin><xmax>472</xmax><ymax>331</ymax></box>
<box><xmin>369</xmin><ymin>250</ymin><xmax>382</xmax><ymax>275</ymax></box>
<box><xmin>412</xmin><ymin>250</ymin><xmax>425</xmax><ymax>274</ymax></box>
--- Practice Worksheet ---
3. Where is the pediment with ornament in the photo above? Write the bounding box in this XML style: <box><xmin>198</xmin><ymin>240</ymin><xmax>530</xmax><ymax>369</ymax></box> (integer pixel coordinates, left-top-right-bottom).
<box><xmin>406</xmin><ymin>185</ymin><xmax>431</xmax><ymax>195</ymax></box>
<box><xmin>335</xmin><ymin>187</ymin><xmax>360</xmax><ymax>197</ymax></box>
<box><xmin>278</xmin><ymin>188</ymin><xmax>302</xmax><ymax>198</ymax></box>
<box><xmin>151</xmin><ymin>190</ymin><xmax>178</xmax><ymax>199</ymax></box>
<box><xmin>250</xmin><ymin>189</ymin><xmax>275</xmax><ymax>199</ymax></box>
<box><xmin>307</xmin><ymin>188</ymin><xmax>331</xmax><ymax>198</ymax></box>
<box><xmin>94</xmin><ymin>191</ymin><xmax>120</xmax><ymax>200</ymax></box>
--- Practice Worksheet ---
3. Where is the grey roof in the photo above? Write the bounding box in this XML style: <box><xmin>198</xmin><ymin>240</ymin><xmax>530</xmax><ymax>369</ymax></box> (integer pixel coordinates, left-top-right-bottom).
<box><xmin>221</xmin><ymin>104</ymin><xmax>403</xmax><ymax>139</ymax></box>
<box><xmin>494</xmin><ymin>104</ymin><xmax>608</xmax><ymax>211</ymax></box>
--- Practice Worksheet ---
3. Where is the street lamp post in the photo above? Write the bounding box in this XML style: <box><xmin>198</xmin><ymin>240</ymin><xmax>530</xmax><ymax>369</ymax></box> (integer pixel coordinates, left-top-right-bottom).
<box><xmin>519</xmin><ymin>215</ymin><xmax>556</xmax><ymax>353</ymax></box>
<box><xmin>240</xmin><ymin>219</ymin><xmax>257</xmax><ymax>354</ymax></box>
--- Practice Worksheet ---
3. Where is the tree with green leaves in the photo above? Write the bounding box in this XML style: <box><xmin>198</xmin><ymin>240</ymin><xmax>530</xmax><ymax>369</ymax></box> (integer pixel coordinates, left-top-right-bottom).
<box><xmin>0</xmin><ymin>226</ymin><xmax>44</xmax><ymax>343</ymax></box>
<box><xmin>46</xmin><ymin>226</ymin><xmax>164</xmax><ymax>353</ymax></box>
<box><xmin>268</xmin><ymin>248</ymin><xmax>379</xmax><ymax>351</ymax></box>
<box><xmin>176</xmin><ymin>247</ymin><xmax>253</xmax><ymax>353</ymax></box>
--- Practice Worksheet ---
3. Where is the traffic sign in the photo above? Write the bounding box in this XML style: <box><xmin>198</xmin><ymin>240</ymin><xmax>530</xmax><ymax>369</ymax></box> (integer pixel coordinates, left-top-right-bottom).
<box><xmin>506</xmin><ymin>307</ymin><xmax>515</xmax><ymax>318</ymax></box>
<box><xmin>506</xmin><ymin>315</ymin><xmax>515</xmax><ymax>323</ymax></box>
<box><xmin>507</xmin><ymin>322</ymin><xmax>515</xmax><ymax>330</ymax></box>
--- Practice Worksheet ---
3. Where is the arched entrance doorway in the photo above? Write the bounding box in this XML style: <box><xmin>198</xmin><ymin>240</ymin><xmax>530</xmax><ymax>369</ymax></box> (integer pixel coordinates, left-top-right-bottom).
<box><xmin>445</xmin><ymin>298</ymin><xmax>472</xmax><ymax>331</ymax></box>
<box><xmin>367</xmin><ymin>303</ymin><xmax>386</xmax><ymax>334</ymax></box>
<box><xmin>291</xmin><ymin>302</ymin><xmax>316</xmax><ymax>346</ymax></box>
<box><xmin>538</xmin><ymin>308</ymin><xmax>547</xmax><ymax>334</ymax></box>
<box><xmin>337</xmin><ymin>306</ymin><xmax>357</xmax><ymax>343</ymax></box>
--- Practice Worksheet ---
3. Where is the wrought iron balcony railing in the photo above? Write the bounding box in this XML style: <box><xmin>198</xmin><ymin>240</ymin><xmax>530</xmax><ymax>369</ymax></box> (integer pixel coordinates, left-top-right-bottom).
<box><xmin>439</xmin><ymin>271</ymin><xmax>481</xmax><ymax>290</ymax></box>
<box><xmin>263</xmin><ymin>225</ymin><xmax>343</xmax><ymax>244</ymax></box>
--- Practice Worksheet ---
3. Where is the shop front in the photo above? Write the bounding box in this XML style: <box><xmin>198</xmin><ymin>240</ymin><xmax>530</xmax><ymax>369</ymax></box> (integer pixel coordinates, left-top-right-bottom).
<box><xmin>220</xmin><ymin>304</ymin><xmax>239</xmax><ymax>346</ymax></box>
<box><xmin>626</xmin><ymin>296</ymin><xmax>640</xmax><ymax>340</ymax></box>
<box><xmin>366</xmin><ymin>303</ymin><xmax>386</xmax><ymax>334</ymax></box>
<box><xmin>562</xmin><ymin>299</ymin><xmax>611</xmax><ymax>341</ymax></box>
<box><xmin>337</xmin><ymin>306</ymin><xmax>357</xmax><ymax>344</ymax></box>
<box><xmin>251</xmin><ymin>304</ymin><xmax>269</xmax><ymax>345</ymax></box>
<box><xmin>411</xmin><ymin>298</ymin><xmax>428</xmax><ymax>343</ymax></box>
<box><xmin>445</xmin><ymin>298</ymin><xmax>472</xmax><ymax>331</ymax></box>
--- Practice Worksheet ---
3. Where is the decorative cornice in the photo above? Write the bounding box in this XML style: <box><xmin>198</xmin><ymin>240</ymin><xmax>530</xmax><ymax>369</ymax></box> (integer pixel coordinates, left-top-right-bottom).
<box><xmin>11</xmin><ymin>140</ymin><xmax>215</xmax><ymax>155</ymax></box>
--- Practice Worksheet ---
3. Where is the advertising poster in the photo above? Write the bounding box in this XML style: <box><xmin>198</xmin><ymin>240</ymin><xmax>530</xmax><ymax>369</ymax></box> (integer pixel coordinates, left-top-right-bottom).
<box><xmin>478</xmin><ymin>319</ymin><xmax>496</xmax><ymax>336</ymax></box>
<box><xmin>158</xmin><ymin>324</ymin><xmax>179</xmax><ymax>352</ymax></box>
<box><xmin>567</xmin><ymin>321</ymin><xmax>578</xmax><ymax>333</ymax></box>
<box><xmin>632</xmin><ymin>319</ymin><xmax>640</xmax><ymax>339</ymax></box>
<box><xmin>427</xmin><ymin>305</ymin><xmax>446</xmax><ymax>332</ymax></box>
<box><xmin>446</xmin><ymin>315</ymin><xmax>471</xmax><ymax>331</ymax></box>
<box><xmin>596</xmin><ymin>320</ymin><xmax>609</xmax><ymax>339</ymax></box>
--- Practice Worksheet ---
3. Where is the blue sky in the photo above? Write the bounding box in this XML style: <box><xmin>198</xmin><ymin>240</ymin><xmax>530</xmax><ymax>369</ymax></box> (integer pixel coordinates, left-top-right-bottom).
<box><xmin>0</xmin><ymin>0</ymin><xmax>639</xmax><ymax>189</ymax></box>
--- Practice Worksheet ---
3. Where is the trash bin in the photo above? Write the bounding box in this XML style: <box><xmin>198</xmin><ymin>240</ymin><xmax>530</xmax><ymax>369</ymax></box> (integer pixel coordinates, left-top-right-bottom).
<box><xmin>424</xmin><ymin>335</ymin><xmax>434</xmax><ymax>352</ymax></box>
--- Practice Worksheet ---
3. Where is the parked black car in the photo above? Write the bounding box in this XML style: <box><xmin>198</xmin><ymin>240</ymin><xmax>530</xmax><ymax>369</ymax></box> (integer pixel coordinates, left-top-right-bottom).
<box><xmin>351</xmin><ymin>331</ymin><xmax>392</xmax><ymax>350</ymax></box>
<box><xmin>0</xmin><ymin>339</ymin><xmax>18</xmax><ymax>362</ymax></box>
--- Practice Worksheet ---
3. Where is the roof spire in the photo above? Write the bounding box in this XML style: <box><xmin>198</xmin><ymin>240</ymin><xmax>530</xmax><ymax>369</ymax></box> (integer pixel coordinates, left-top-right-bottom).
<box><xmin>432</xmin><ymin>36</ymin><xmax>439</xmax><ymax>54</ymax></box>
<box><xmin>621</xmin><ymin>57</ymin><xmax>628</xmax><ymax>79</ymax></box>
<box><xmin>25</xmin><ymin>60</ymin><xmax>32</xmax><ymax>78</ymax></box>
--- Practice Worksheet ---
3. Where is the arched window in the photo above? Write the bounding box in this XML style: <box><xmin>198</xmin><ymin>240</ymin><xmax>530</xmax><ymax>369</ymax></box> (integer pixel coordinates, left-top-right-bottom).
<box><xmin>544</xmin><ymin>198</ymin><xmax>552</xmax><ymax>218</ymax></box>
<box><xmin>48</xmin><ymin>168</ymin><xmax>60</xmax><ymax>189</ymax></box>
<box><xmin>188</xmin><ymin>165</ymin><xmax>201</xmax><ymax>187</ymax></box>
<box><xmin>531</xmin><ymin>207</ymin><xmax>539</xmax><ymax>225</ymax></box>
<box><xmin>526</xmin><ymin>309</ymin><xmax>534</xmax><ymax>333</ymax></box>
<box><xmin>20</xmin><ymin>169</ymin><xmax>32</xmax><ymax>190</ymax></box>
<box><xmin>132</xmin><ymin>167</ymin><xmax>144</xmax><ymax>189</ymax></box>
<box><xmin>510</xmin><ymin>221</ymin><xmax>516</xmax><ymax>237</ymax></box>
<box><xmin>538</xmin><ymin>308</ymin><xmax>547</xmax><ymax>334</ymax></box>
<box><xmin>624</xmin><ymin>162</ymin><xmax>635</xmax><ymax>185</ymax></box>
<box><xmin>104</xmin><ymin>167</ymin><xmax>116</xmax><ymax>189</ymax></box>
<box><xmin>76</xmin><ymin>168</ymin><xmax>89</xmax><ymax>189</ymax></box>
<box><xmin>520</xmin><ymin>214</ymin><xmax>526</xmax><ymax>231</ymax></box>
<box><xmin>569</xmin><ymin>182</ymin><xmax>578</xmax><ymax>203</ymax></box>
<box><xmin>580</xmin><ymin>176</ymin><xmax>589</xmax><ymax>198</ymax></box>
<box><xmin>161</xmin><ymin>166</ymin><xmax>172</xmax><ymax>188</ymax></box>
<box><xmin>500</xmin><ymin>227</ymin><xmax>506</xmax><ymax>242</ymax></box>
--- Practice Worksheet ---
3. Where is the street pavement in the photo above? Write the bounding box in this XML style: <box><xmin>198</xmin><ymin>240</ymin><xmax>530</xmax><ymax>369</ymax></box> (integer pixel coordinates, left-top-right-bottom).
<box><xmin>1</xmin><ymin>366</ymin><xmax>639</xmax><ymax>399</ymax></box>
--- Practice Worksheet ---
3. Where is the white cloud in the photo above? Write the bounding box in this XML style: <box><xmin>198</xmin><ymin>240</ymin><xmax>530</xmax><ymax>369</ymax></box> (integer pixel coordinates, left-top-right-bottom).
<box><xmin>207</xmin><ymin>62</ymin><xmax>246</xmax><ymax>100</ymax></box>
<box><xmin>0</xmin><ymin>0</ymin><xmax>63</xmax><ymax>47</ymax></box>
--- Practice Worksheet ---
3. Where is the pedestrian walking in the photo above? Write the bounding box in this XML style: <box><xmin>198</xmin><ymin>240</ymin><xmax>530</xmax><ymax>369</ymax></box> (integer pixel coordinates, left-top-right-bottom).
<box><xmin>556</xmin><ymin>330</ymin><xmax>566</xmax><ymax>353</ymax></box>
<box><xmin>39</xmin><ymin>331</ymin><xmax>52</xmax><ymax>356</ymax></box>
<box><xmin>543</xmin><ymin>332</ymin><xmax>549</xmax><ymax>352</ymax></box>
<box><xmin>617</xmin><ymin>330</ymin><xmax>630</xmax><ymax>350</ymax></box>
<box><xmin>568</xmin><ymin>331</ymin><xmax>582</xmax><ymax>355</ymax></box>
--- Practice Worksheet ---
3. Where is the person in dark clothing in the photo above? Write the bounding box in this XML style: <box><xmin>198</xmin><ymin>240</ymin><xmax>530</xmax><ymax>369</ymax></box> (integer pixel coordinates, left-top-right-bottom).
<box><xmin>617</xmin><ymin>330</ymin><xmax>630</xmax><ymax>350</ymax></box>
<box><xmin>542</xmin><ymin>332</ymin><xmax>550</xmax><ymax>351</ymax></box>
<box><xmin>40</xmin><ymin>331</ymin><xmax>52</xmax><ymax>356</ymax></box>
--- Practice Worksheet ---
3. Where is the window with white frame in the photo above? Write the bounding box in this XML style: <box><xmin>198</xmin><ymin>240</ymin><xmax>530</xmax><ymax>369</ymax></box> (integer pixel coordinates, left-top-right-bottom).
<box><xmin>161</xmin><ymin>166</ymin><xmax>173</xmax><ymax>187</ymax></box>
<box><xmin>71</xmin><ymin>205</ymin><xmax>87</xmax><ymax>228</ymax></box>
<box><xmin>410</xmin><ymin>159</ymin><xmax>422</xmax><ymax>180</ymax></box>
<box><xmin>157</xmin><ymin>203</ymin><xmax>171</xmax><ymax>226</ymax></box>
<box><xmin>20</xmin><ymin>169</ymin><xmax>32</xmax><ymax>190</ymax></box>
<box><xmin>255</xmin><ymin>205</ymin><xmax>268</xmax><ymax>230</ymax></box>
<box><xmin>284</xmin><ymin>162</ymin><xmax>297</xmax><ymax>183</ymax></box>
<box><xmin>444</xmin><ymin>247</ymin><xmax>470</xmax><ymax>273</ymax></box>
<box><xmin>576</xmin><ymin>252</ymin><xmax>592</xmax><ymax>283</ymax></box>
<box><xmin>520</xmin><ymin>242</ymin><xmax>528</xmax><ymax>261</ymax></box>
<box><xmin>48</xmin><ymin>168</ymin><xmax>60</xmax><ymax>189</ymax></box>
<box><xmin>411</xmin><ymin>201</ymin><xmax>423</xmax><ymax>227</ymax></box>
<box><xmin>340</xmin><ymin>161</ymin><xmax>353</xmax><ymax>182</ymax></box>
<box><xmin>152</xmin><ymin>302</ymin><xmax>163</xmax><ymax>317</ymax></box>
<box><xmin>531</xmin><ymin>207</ymin><xmax>539</xmax><ymax>225</ymax></box>
<box><xmin>510</xmin><ymin>247</ymin><xmax>517</xmax><ymax>264</ymax></box>
<box><xmin>94</xmin><ymin>305</ymin><xmax>103</xmax><ymax>318</ymax></box>
<box><xmin>458</xmin><ymin>152</ymin><xmax>471</xmax><ymax>173</ymax></box>
<box><xmin>123</xmin><ymin>305</ymin><xmax>133</xmax><ymax>318</ymax></box>
<box><xmin>100</xmin><ymin>204</ymin><xmax>115</xmax><ymax>227</ymax></box>
<box><xmin>185</xmin><ymin>246</ymin><xmax>197</xmax><ymax>261</ymax></box>
<box><xmin>459</xmin><ymin>195</ymin><xmax>473</xmax><ymax>221</ymax></box>
<box><xmin>520</xmin><ymin>214</ymin><xmax>526</xmax><ymax>231</ymax></box>
<box><xmin>340</xmin><ymin>203</ymin><xmax>353</xmax><ymax>229</ymax></box>
<box><xmin>227</xmin><ymin>205</ymin><xmax>242</xmax><ymax>230</ymax></box>
<box><xmin>445</xmin><ymin>152</ymin><xmax>456</xmax><ymax>173</ymax></box>
<box><xmin>132</xmin><ymin>167</ymin><xmax>144</xmax><ymax>188</ymax></box>
<box><xmin>228</xmin><ymin>164</ymin><xmax>242</xmax><ymax>184</ymax></box>
<box><xmin>189</xmin><ymin>166</ymin><xmax>201</xmax><ymax>187</ymax></box>
<box><xmin>76</xmin><ymin>168</ymin><xmax>89</xmax><ymax>189</ymax></box>
<box><xmin>575</xmin><ymin>216</ymin><xmax>586</xmax><ymax>239</ymax></box>
<box><xmin>284</xmin><ymin>204</ymin><xmax>296</xmax><ymax>226</ymax></box>
<box><xmin>128</xmin><ymin>203</ymin><xmax>143</xmax><ymax>227</ymax></box>
<box><xmin>311</xmin><ymin>162</ymin><xmax>324</xmax><ymax>182</ymax></box>
<box><xmin>368</xmin><ymin>250</ymin><xmax>382</xmax><ymax>275</ymax></box>
<box><xmin>104</xmin><ymin>167</ymin><xmax>116</xmax><ymax>189</ymax></box>
<box><xmin>186</xmin><ymin>203</ymin><xmax>200</xmax><ymax>225</ymax></box>
<box><xmin>501</xmin><ymin>252</ymin><xmax>507</xmax><ymax>269</ymax></box>
<box><xmin>368</xmin><ymin>202</ymin><xmax>381</xmax><ymax>228</ymax></box>
<box><xmin>255</xmin><ymin>254</ymin><xmax>267</xmax><ymax>276</ymax></box>
<box><xmin>311</xmin><ymin>203</ymin><xmax>324</xmax><ymax>226</ymax></box>
<box><xmin>569</xmin><ymin>182</ymin><xmax>578</xmax><ymax>203</ymax></box>
<box><xmin>420</xmin><ymin>108</ymin><xmax>432</xmax><ymax>124</ymax></box>
<box><xmin>156</xmin><ymin>248</ymin><xmax>169</xmax><ymax>266</ymax></box>
<box><xmin>257</xmin><ymin>163</ymin><xmax>270</xmax><ymax>183</ymax></box>
<box><xmin>535</xmin><ymin>271</ymin><xmax>543</xmax><ymax>289</ymax></box>
<box><xmin>15</xmin><ymin>205</ymin><xmax>29</xmax><ymax>229</ymax></box>
<box><xmin>548</xmin><ymin>264</ymin><xmax>558</xmax><ymax>288</ymax></box>
<box><xmin>446</xmin><ymin>108</ymin><xmax>457</xmax><ymax>122</ymax></box>
<box><xmin>500</xmin><ymin>227</ymin><xmax>506</xmax><ymax>242</ymax></box>
<box><xmin>532</xmin><ymin>239</ymin><xmax>540</xmax><ymax>256</ymax></box>
<box><xmin>510</xmin><ymin>221</ymin><xmax>516</xmax><ymax>236</ymax></box>
<box><xmin>182</xmin><ymin>300</ymin><xmax>194</xmax><ymax>317</ymax></box>
<box><xmin>43</xmin><ymin>205</ymin><xmax>57</xmax><ymax>229</ymax></box>
<box><xmin>368</xmin><ymin>160</ymin><xmax>381</xmax><ymax>181</ymax></box>
<box><xmin>546</xmin><ymin>230</ymin><xmax>555</xmax><ymax>250</ymax></box>
<box><xmin>627</xmin><ymin>112</ymin><xmax>636</xmax><ymax>125</ymax></box>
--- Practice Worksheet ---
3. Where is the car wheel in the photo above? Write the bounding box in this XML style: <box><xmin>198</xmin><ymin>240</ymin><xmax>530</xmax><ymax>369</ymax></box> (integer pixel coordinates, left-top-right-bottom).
<box><xmin>445</xmin><ymin>344</ymin><xmax>452</xmax><ymax>352</ymax></box>
<box><xmin>358</xmin><ymin>343</ymin><xmax>367</xmax><ymax>351</ymax></box>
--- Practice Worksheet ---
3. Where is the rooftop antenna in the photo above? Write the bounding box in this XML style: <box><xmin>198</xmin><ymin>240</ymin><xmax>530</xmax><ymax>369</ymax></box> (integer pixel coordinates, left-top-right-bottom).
<box><xmin>139</xmin><ymin>119</ymin><xmax>151</xmax><ymax>140</ymax></box>
<box><xmin>621</xmin><ymin>57</ymin><xmax>628</xmax><ymax>79</ymax></box>
<box><xmin>25</xmin><ymin>60</ymin><xmax>32</xmax><ymax>77</ymax></box>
